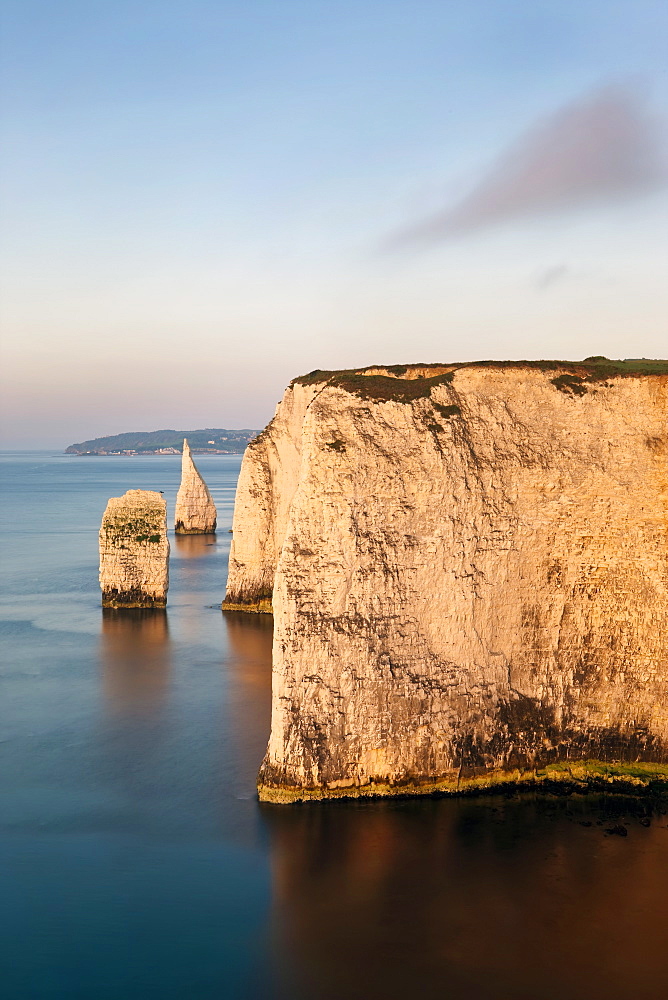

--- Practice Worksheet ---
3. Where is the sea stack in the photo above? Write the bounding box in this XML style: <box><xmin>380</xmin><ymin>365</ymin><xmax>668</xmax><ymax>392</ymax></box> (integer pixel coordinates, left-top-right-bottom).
<box><xmin>99</xmin><ymin>490</ymin><xmax>169</xmax><ymax>608</ymax></box>
<box><xmin>174</xmin><ymin>439</ymin><xmax>217</xmax><ymax>534</ymax></box>
<box><xmin>224</xmin><ymin>360</ymin><xmax>668</xmax><ymax>802</ymax></box>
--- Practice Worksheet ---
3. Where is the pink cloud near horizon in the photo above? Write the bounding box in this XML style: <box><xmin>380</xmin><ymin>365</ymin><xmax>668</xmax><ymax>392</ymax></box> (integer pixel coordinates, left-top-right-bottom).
<box><xmin>388</xmin><ymin>85</ymin><xmax>667</xmax><ymax>245</ymax></box>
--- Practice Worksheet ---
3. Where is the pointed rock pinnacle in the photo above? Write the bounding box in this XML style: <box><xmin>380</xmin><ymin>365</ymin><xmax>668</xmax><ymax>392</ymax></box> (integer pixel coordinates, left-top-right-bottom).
<box><xmin>174</xmin><ymin>438</ymin><xmax>217</xmax><ymax>534</ymax></box>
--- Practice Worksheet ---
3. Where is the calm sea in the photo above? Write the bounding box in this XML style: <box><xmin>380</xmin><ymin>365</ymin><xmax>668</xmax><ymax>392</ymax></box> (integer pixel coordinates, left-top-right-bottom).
<box><xmin>1</xmin><ymin>451</ymin><xmax>668</xmax><ymax>1000</ymax></box>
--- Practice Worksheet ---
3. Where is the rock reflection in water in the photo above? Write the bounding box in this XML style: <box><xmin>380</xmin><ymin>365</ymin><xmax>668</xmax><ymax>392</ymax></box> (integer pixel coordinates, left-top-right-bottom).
<box><xmin>100</xmin><ymin>608</ymin><xmax>171</xmax><ymax>715</ymax></box>
<box><xmin>263</xmin><ymin>794</ymin><xmax>668</xmax><ymax>1000</ymax></box>
<box><xmin>173</xmin><ymin>532</ymin><xmax>217</xmax><ymax>559</ymax></box>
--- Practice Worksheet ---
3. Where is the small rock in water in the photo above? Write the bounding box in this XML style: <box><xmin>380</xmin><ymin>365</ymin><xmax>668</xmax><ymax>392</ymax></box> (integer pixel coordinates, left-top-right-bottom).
<box><xmin>605</xmin><ymin>824</ymin><xmax>628</xmax><ymax>837</ymax></box>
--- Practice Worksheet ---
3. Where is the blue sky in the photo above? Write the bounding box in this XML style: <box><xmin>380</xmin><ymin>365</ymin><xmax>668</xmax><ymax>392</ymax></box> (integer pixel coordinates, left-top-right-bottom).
<box><xmin>1</xmin><ymin>0</ymin><xmax>666</xmax><ymax>446</ymax></box>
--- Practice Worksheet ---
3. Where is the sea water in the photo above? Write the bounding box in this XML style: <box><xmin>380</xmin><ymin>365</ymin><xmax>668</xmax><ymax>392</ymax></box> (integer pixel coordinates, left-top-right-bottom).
<box><xmin>1</xmin><ymin>451</ymin><xmax>668</xmax><ymax>1000</ymax></box>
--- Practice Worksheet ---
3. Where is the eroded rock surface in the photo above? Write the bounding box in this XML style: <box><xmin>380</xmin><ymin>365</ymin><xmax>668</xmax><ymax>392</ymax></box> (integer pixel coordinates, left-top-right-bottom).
<box><xmin>99</xmin><ymin>489</ymin><xmax>169</xmax><ymax>607</ymax></box>
<box><xmin>223</xmin><ymin>382</ymin><xmax>322</xmax><ymax>611</ymax></box>
<box><xmin>174</xmin><ymin>438</ymin><xmax>217</xmax><ymax>534</ymax></box>
<box><xmin>225</xmin><ymin>361</ymin><xmax>668</xmax><ymax>802</ymax></box>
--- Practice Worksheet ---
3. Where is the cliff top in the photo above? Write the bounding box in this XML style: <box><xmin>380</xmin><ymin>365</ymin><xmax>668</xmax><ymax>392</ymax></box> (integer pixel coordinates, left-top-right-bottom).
<box><xmin>293</xmin><ymin>358</ymin><xmax>668</xmax><ymax>402</ymax></box>
<box><xmin>105</xmin><ymin>489</ymin><xmax>166</xmax><ymax>510</ymax></box>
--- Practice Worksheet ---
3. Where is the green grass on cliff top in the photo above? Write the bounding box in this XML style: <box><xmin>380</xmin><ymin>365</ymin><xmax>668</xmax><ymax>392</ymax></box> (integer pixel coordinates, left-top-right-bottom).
<box><xmin>293</xmin><ymin>358</ymin><xmax>668</xmax><ymax>402</ymax></box>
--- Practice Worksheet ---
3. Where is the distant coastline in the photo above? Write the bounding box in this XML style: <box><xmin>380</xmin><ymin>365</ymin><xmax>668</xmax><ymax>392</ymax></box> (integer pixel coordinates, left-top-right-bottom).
<box><xmin>65</xmin><ymin>428</ymin><xmax>259</xmax><ymax>456</ymax></box>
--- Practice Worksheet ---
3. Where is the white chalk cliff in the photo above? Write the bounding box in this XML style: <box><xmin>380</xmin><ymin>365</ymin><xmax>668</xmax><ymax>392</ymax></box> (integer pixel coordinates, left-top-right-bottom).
<box><xmin>100</xmin><ymin>489</ymin><xmax>169</xmax><ymax>608</ymax></box>
<box><xmin>224</xmin><ymin>361</ymin><xmax>668</xmax><ymax>801</ymax></box>
<box><xmin>174</xmin><ymin>438</ymin><xmax>217</xmax><ymax>534</ymax></box>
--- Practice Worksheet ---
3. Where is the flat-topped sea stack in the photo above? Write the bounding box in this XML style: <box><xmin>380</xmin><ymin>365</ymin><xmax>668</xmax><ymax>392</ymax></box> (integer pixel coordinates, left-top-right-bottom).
<box><xmin>99</xmin><ymin>490</ymin><xmax>169</xmax><ymax>608</ymax></box>
<box><xmin>174</xmin><ymin>438</ymin><xmax>217</xmax><ymax>534</ymax></box>
<box><xmin>224</xmin><ymin>359</ymin><xmax>668</xmax><ymax>802</ymax></box>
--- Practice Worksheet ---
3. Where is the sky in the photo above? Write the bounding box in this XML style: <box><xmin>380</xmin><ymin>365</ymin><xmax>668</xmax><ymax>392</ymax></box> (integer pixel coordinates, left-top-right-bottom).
<box><xmin>1</xmin><ymin>0</ymin><xmax>666</xmax><ymax>447</ymax></box>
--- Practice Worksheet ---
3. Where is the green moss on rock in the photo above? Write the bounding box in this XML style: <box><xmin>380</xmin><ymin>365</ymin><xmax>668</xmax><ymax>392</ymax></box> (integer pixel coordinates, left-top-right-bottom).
<box><xmin>258</xmin><ymin>759</ymin><xmax>668</xmax><ymax>804</ymax></box>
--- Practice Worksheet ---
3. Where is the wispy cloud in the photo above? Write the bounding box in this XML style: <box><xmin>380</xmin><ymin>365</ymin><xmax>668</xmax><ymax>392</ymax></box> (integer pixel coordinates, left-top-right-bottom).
<box><xmin>387</xmin><ymin>85</ymin><xmax>667</xmax><ymax>246</ymax></box>
<box><xmin>534</xmin><ymin>264</ymin><xmax>569</xmax><ymax>290</ymax></box>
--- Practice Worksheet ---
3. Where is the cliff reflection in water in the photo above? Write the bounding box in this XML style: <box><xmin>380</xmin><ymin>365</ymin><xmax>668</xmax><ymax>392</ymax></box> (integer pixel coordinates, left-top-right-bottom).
<box><xmin>264</xmin><ymin>794</ymin><xmax>668</xmax><ymax>1000</ymax></box>
<box><xmin>222</xmin><ymin>610</ymin><xmax>273</xmax><ymax>789</ymax></box>
<box><xmin>100</xmin><ymin>608</ymin><xmax>171</xmax><ymax>715</ymax></box>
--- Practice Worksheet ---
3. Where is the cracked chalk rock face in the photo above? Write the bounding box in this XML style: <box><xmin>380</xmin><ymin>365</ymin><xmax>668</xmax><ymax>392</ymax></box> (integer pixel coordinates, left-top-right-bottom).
<box><xmin>224</xmin><ymin>360</ymin><xmax>668</xmax><ymax>802</ymax></box>
<box><xmin>174</xmin><ymin>438</ymin><xmax>217</xmax><ymax>534</ymax></box>
<box><xmin>99</xmin><ymin>489</ymin><xmax>169</xmax><ymax>608</ymax></box>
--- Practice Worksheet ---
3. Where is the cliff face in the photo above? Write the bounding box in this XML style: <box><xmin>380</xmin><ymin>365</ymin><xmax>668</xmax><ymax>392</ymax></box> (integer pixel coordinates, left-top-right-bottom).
<box><xmin>174</xmin><ymin>438</ymin><xmax>217</xmax><ymax>533</ymax></box>
<box><xmin>224</xmin><ymin>362</ymin><xmax>668</xmax><ymax>802</ymax></box>
<box><xmin>99</xmin><ymin>489</ymin><xmax>169</xmax><ymax>607</ymax></box>
<box><xmin>223</xmin><ymin>380</ymin><xmax>325</xmax><ymax>611</ymax></box>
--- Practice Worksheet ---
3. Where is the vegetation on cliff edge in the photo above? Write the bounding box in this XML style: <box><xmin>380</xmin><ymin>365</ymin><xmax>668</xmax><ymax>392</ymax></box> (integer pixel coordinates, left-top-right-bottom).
<box><xmin>293</xmin><ymin>358</ymin><xmax>668</xmax><ymax>402</ymax></box>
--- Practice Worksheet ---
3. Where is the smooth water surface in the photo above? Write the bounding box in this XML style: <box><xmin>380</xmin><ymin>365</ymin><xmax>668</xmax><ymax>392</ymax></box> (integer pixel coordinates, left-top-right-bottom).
<box><xmin>1</xmin><ymin>452</ymin><xmax>668</xmax><ymax>999</ymax></box>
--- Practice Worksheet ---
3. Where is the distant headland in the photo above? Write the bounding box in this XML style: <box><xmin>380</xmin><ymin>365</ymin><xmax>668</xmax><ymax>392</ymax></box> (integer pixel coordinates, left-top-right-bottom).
<box><xmin>66</xmin><ymin>428</ymin><xmax>260</xmax><ymax>456</ymax></box>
